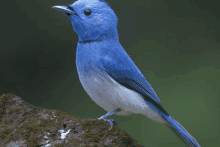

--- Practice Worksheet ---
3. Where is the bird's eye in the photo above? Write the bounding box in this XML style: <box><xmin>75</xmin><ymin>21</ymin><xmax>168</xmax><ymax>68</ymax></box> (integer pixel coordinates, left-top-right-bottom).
<box><xmin>84</xmin><ymin>9</ymin><xmax>91</xmax><ymax>16</ymax></box>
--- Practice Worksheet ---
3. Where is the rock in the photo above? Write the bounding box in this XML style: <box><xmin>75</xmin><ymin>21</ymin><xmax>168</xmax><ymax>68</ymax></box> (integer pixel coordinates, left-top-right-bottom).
<box><xmin>0</xmin><ymin>93</ymin><xmax>144</xmax><ymax>147</ymax></box>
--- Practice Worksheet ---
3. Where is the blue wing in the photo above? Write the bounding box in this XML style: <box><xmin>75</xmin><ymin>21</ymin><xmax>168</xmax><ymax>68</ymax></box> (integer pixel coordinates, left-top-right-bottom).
<box><xmin>98</xmin><ymin>43</ymin><xmax>168</xmax><ymax>115</ymax></box>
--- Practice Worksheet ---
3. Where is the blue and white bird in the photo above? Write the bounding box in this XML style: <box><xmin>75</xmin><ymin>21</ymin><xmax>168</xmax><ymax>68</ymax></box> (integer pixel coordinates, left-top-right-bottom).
<box><xmin>52</xmin><ymin>0</ymin><xmax>200</xmax><ymax>146</ymax></box>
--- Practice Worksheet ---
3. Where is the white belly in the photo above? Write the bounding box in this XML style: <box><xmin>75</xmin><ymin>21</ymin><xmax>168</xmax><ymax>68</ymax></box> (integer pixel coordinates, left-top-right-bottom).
<box><xmin>77</xmin><ymin>67</ymin><xmax>165</xmax><ymax>123</ymax></box>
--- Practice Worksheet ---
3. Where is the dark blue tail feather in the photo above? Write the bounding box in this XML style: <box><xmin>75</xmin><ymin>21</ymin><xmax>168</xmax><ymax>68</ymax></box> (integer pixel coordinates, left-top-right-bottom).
<box><xmin>164</xmin><ymin>115</ymin><xmax>200</xmax><ymax>147</ymax></box>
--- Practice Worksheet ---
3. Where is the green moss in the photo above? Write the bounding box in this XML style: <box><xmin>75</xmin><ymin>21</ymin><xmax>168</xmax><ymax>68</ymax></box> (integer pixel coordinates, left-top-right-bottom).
<box><xmin>0</xmin><ymin>93</ymin><xmax>143</xmax><ymax>146</ymax></box>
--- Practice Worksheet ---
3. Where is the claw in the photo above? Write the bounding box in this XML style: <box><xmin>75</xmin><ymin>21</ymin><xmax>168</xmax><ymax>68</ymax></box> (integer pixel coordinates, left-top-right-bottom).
<box><xmin>97</xmin><ymin>117</ymin><xmax>115</xmax><ymax>130</ymax></box>
<box><xmin>96</xmin><ymin>108</ymin><xmax>121</xmax><ymax>130</ymax></box>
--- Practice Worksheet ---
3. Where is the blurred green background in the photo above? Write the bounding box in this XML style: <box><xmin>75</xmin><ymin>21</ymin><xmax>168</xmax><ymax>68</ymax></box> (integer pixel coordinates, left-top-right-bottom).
<box><xmin>1</xmin><ymin>0</ymin><xmax>220</xmax><ymax>146</ymax></box>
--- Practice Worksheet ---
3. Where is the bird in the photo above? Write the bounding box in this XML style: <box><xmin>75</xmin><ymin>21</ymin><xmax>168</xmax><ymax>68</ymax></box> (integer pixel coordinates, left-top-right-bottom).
<box><xmin>52</xmin><ymin>0</ymin><xmax>200</xmax><ymax>146</ymax></box>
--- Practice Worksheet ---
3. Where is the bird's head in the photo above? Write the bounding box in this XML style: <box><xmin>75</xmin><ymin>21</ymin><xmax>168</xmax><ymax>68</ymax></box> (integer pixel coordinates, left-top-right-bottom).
<box><xmin>52</xmin><ymin>0</ymin><xmax>118</xmax><ymax>42</ymax></box>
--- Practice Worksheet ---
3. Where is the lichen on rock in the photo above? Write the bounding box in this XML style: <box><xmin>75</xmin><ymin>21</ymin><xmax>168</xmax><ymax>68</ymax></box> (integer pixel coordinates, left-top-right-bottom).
<box><xmin>0</xmin><ymin>93</ymin><xmax>144</xmax><ymax>147</ymax></box>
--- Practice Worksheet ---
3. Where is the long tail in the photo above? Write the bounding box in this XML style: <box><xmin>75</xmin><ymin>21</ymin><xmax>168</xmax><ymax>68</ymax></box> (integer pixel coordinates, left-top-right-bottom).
<box><xmin>163</xmin><ymin>115</ymin><xmax>200</xmax><ymax>147</ymax></box>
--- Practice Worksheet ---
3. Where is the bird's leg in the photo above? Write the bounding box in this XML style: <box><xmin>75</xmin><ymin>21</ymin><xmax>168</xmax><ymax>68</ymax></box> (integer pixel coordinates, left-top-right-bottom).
<box><xmin>97</xmin><ymin>108</ymin><xmax>121</xmax><ymax>130</ymax></box>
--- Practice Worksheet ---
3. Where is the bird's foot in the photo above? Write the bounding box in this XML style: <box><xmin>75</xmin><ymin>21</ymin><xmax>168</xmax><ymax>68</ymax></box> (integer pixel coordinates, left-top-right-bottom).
<box><xmin>97</xmin><ymin>117</ymin><xmax>116</xmax><ymax>130</ymax></box>
<box><xmin>96</xmin><ymin>108</ymin><xmax>121</xmax><ymax>130</ymax></box>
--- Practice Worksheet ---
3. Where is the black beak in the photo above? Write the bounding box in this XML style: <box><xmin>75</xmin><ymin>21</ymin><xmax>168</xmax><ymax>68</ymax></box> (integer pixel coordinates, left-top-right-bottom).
<box><xmin>52</xmin><ymin>5</ymin><xmax>75</xmax><ymax>15</ymax></box>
